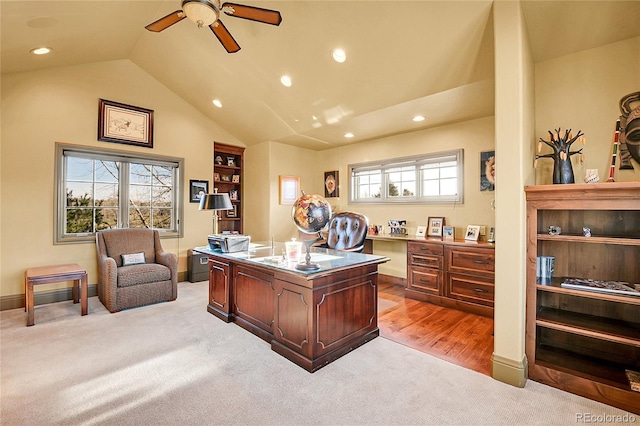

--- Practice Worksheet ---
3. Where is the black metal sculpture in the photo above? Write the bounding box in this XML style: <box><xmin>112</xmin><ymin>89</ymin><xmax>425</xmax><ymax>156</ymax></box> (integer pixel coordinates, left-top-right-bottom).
<box><xmin>536</xmin><ymin>128</ymin><xmax>585</xmax><ymax>184</ymax></box>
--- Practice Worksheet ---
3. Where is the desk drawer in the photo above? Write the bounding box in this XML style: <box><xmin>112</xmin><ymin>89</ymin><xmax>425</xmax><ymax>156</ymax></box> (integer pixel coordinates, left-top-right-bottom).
<box><xmin>446</xmin><ymin>247</ymin><xmax>494</xmax><ymax>275</ymax></box>
<box><xmin>408</xmin><ymin>241</ymin><xmax>444</xmax><ymax>257</ymax></box>
<box><xmin>408</xmin><ymin>267</ymin><xmax>441</xmax><ymax>295</ymax></box>
<box><xmin>447</xmin><ymin>273</ymin><xmax>494</xmax><ymax>307</ymax></box>
<box><xmin>409</xmin><ymin>253</ymin><xmax>442</xmax><ymax>269</ymax></box>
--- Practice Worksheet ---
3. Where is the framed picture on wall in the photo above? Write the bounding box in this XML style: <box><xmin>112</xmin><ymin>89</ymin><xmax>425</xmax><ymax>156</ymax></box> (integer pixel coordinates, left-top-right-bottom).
<box><xmin>480</xmin><ymin>150</ymin><xmax>495</xmax><ymax>191</ymax></box>
<box><xmin>324</xmin><ymin>171</ymin><xmax>339</xmax><ymax>197</ymax></box>
<box><xmin>189</xmin><ymin>180</ymin><xmax>208</xmax><ymax>203</ymax></box>
<box><xmin>98</xmin><ymin>99</ymin><xmax>154</xmax><ymax>148</ymax></box>
<box><xmin>279</xmin><ymin>175</ymin><xmax>300</xmax><ymax>204</ymax></box>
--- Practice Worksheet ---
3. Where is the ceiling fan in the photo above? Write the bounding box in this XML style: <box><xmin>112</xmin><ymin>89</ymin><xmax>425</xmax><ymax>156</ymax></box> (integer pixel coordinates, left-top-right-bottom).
<box><xmin>145</xmin><ymin>0</ymin><xmax>282</xmax><ymax>53</ymax></box>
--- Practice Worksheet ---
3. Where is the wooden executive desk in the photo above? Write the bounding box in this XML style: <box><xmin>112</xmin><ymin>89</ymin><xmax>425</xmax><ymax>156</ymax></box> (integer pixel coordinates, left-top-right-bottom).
<box><xmin>194</xmin><ymin>243</ymin><xmax>389</xmax><ymax>372</ymax></box>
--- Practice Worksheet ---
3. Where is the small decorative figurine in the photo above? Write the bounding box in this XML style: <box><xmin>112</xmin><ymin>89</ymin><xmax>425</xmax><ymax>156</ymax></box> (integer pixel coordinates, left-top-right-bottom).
<box><xmin>583</xmin><ymin>227</ymin><xmax>591</xmax><ymax>237</ymax></box>
<box><xmin>548</xmin><ymin>225</ymin><xmax>562</xmax><ymax>235</ymax></box>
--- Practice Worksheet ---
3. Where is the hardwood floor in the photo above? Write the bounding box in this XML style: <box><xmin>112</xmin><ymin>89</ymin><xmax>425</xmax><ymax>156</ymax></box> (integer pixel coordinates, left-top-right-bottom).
<box><xmin>378</xmin><ymin>282</ymin><xmax>494</xmax><ymax>376</ymax></box>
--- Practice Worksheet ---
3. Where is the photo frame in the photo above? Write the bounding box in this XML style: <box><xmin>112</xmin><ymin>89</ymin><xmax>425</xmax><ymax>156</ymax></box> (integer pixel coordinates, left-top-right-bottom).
<box><xmin>443</xmin><ymin>226</ymin><xmax>455</xmax><ymax>240</ymax></box>
<box><xmin>232</xmin><ymin>174</ymin><xmax>240</xmax><ymax>183</ymax></box>
<box><xmin>227</xmin><ymin>156</ymin><xmax>236</xmax><ymax>167</ymax></box>
<box><xmin>189</xmin><ymin>180</ymin><xmax>208</xmax><ymax>203</ymax></box>
<box><xmin>465</xmin><ymin>225</ymin><xmax>481</xmax><ymax>242</ymax></box>
<box><xmin>279</xmin><ymin>175</ymin><xmax>300</xmax><ymax>204</ymax></box>
<box><xmin>427</xmin><ymin>217</ymin><xmax>445</xmax><ymax>237</ymax></box>
<box><xmin>98</xmin><ymin>99</ymin><xmax>154</xmax><ymax>148</ymax></box>
<box><xmin>324</xmin><ymin>170</ymin><xmax>339</xmax><ymax>197</ymax></box>
<box><xmin>229</xmin><ymin>189</ymin><xmax>238</xmax><ymax>201</ymax></box>
<box><xmin>225</xmin><ymin>204</ymin><xmax>237</xmax><ymax>218</ymax></box>
<box><xmin>480</xmin><ymin>150</ymin><xmax>495</xmax><ymax>191</ymax></box>
<box><xmin>415</xmin><ymin>225</ymin><xmax>427</xmax><ymax>237</ymax></box>
<box><xmin>213</xmin><ymin>173</ymin><xmax>220</xmax><ymax>182</ymax></box>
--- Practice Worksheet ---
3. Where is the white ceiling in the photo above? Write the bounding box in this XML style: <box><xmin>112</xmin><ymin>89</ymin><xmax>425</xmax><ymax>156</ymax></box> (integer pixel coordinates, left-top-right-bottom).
<box><xmin>2</xmin><ymin>1</ymin><xmax>639</xmax><ymax>151</ymax></box>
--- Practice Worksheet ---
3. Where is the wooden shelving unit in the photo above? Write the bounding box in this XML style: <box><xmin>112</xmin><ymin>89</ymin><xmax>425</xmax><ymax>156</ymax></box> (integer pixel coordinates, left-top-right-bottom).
<box><xmin>525</xmin><ymin>182</ymin><xmax>640</xmax><ymax>414</ymax></box>
<box><xmin>213</xmin><ymin>142</ymin><xmax>244</xmax><ymax>234</ymax></box>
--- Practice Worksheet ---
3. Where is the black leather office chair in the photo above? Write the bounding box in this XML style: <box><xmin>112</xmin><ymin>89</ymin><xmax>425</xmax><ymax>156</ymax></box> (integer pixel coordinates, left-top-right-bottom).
<box><xmin>319</xmin><ymin>212</ymin><xmax>369</xmax><ymax>253</ymax></box>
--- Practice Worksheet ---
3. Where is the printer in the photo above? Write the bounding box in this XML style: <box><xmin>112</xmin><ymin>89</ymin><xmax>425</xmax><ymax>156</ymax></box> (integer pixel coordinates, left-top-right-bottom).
<box><xmin>208</xmin><ymin>234</ymin><xmax>251</xmax><ymax>253</ymax></box>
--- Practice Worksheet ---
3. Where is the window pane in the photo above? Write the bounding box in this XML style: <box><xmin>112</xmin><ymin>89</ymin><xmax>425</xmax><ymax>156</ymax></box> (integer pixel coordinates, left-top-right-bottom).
<box><xmin>423</xmin><ymin>180</ymin><xmax>439</xmax><ymax>196</ymax></box>
<box><xmin>66</xmin><ymin>208</ymin><xmax>93</xmax><ymax>233</ymax></box>
<box><xmin>66</xmin><ymin>157</ymin><xmax>94</xmax><ymax>181</ymax></box>
<box><xmin>95</xmin><ymin>161</ymin><xmax>119</xmax><ymax>182</ymax></box>
<box><xmin>130</xmin><ymin>185</ymin><xmax>151</xmax><ymax>207</ymax></box>
<box><xmin>152</xmin><ymin>209</ymin><xmax>173</xmax><ymax>229</ymax></box>
<box><xmin>66</xmin><ymin>183</ymin><xmax>93</xmax><ymax>206</ymax></box>
<box><xmin>129</xmin><ymin>207</ymin><xmax>151</xmax><ymax>228</ymax></box>
<box><xmin>95</xmin><ymin>183</ymin><xmax>118</xmax><ymax>206</ymax></box>
<box><xmin>440</xmin><ymin>178</ymin><xmax>457</xmax><ymax>195</ymax></box>
<box><xmin>152</xmin><ymin>165</ymin><xmax>173</xmax><ymax>186</ymax></box>
<box><xmin>130</xmin><ymin>163</ymin><xmax>151</xmax><ymax>184</ymax></box>
<box><xmin>153</xmin><ymin>186</ymin><xmax>173</xmax><ymax>206</ymax></box>
<box><xmin>96</xmin><ymin>208</ymin><xmax>118</xmax><ymax>230</ymax></box>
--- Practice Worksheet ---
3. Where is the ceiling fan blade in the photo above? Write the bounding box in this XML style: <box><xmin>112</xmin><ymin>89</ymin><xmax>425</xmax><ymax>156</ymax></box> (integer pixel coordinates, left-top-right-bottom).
<box><xmin>145</xmin><ymin>10</ymin><xmax>185</xmax><ymax>32</ymax></box>
<box><xmin>210</xmin><ymin>20</ymin><xmax>241</xmax><ymax>53</ymax></box>
<box><xmin>222</xmin><ymin>2</ymin><xmax>282</xmax><ymax>26</ymax></box>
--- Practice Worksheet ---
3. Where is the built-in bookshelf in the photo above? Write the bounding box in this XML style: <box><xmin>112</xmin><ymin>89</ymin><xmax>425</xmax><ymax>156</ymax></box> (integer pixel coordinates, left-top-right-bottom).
<box><xmin>213</xmin><ymin>142</ymin><xmax>244</xmax><ymax>234</ymax></box>
<box><xmin>525</xmin><ymin>182</ymin><xmax>640</xmax><ymax>414</ymax></box>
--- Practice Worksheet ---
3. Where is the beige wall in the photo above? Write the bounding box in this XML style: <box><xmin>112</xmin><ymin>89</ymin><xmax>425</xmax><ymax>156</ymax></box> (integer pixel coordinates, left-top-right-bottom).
<box><xmin>0</xmin><ymin>59</ymin><xmax>244</xmax><ymax>298</ymax></box>
<box><xmin>535</xmin><ymin>36</ymin><xmax>640</xmax><ymax>183</ymax></box>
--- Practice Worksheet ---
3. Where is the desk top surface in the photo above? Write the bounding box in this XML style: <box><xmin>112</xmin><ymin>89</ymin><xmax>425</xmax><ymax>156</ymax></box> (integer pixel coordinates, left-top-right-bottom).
<box><xmin>194</xmin><ymin>242</ymin><xmax>388</xmax><ymax>278</ymax></box>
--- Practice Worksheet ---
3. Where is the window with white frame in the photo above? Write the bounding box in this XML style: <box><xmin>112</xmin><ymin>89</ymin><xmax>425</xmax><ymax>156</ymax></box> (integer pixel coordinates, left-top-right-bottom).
<box><xmin>349</xmin><ymin>149</ymin><xmax>463</xmax><ymax>204</ymax></box>
<box><xmin>54</xmin><ymin>143</ymin><xmax>184</xmax><ymax>243</ymax></box>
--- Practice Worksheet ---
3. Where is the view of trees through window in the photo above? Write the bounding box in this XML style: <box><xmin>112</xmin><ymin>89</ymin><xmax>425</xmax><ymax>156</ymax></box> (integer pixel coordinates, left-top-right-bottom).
<box><xmin>64</xmin><ymin>155</ymin><xmax>175</xmax><ymax>235</ymax></box>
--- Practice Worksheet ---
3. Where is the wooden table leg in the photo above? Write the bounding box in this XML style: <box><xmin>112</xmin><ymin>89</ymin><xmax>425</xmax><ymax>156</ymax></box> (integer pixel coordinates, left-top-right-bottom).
<box><xmin>72</xmin><ymin>280</ymin><xmax>79</xmax><ymax>304</ymax></box>
<box><xmin>26</xmin><ymin>280</ymin><xmax>35</xmax><ymax>327</ymax></box>
<box><xmin>80</xmin><ymin>273</ymin><xmax>88</xmax><ymax>316</ymax></box>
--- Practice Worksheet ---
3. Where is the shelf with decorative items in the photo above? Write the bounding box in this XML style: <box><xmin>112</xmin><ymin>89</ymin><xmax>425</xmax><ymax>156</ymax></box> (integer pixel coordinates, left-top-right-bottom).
<box><xmin>525</xmin><ymin>182</ymin><xmax>640</xmax><ymax>415</ymax></box>
<box><xmin>213</xmin><ymin>142</ymin><xmax>244</xmax><ymax>234</ymax></box>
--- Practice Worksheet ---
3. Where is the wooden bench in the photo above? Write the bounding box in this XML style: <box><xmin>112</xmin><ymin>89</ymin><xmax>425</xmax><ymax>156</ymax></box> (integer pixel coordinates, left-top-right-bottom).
<box><xmin>24</xmin><ymin>264</ymin><xmax>88</xmax><ymax>326</ymax></box>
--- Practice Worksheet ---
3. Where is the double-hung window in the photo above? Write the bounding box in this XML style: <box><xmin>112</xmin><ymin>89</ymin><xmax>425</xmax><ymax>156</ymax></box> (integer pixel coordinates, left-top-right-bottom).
<box><xmin>55</xmin><ymin>143</ymin><xmax>184</xmax><ymax>243</ymax></box>
<box><xmin>349</xmin><ymin>149</ymin><xmax>463</xmax><ymax>204</ymax></box>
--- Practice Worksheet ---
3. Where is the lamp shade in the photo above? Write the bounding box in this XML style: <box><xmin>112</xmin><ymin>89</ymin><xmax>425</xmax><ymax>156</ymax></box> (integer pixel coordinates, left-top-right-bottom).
<box><xmin>182</xmin><ymin>0</ymin><xmax>219</xmax><ymax>27</ymax></box>
<box><xmin>199</xmin><ymin>193</ymin><xmax>233</xmax><ymax>211</ymax></box>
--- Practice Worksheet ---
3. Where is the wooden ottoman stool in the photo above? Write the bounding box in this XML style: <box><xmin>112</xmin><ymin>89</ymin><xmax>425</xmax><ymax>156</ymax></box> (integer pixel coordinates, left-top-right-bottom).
<box><xmin>24</xmin><ymin>264</ymin><xmax>88</xmax><ymax>326</ymax></box>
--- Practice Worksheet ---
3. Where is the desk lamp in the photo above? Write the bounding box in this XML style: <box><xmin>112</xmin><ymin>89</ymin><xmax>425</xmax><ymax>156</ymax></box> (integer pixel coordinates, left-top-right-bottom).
<box><xmin>199</xmin><ymin>189</ymin><xmax>233</xmax><ymax>235</ymax></box>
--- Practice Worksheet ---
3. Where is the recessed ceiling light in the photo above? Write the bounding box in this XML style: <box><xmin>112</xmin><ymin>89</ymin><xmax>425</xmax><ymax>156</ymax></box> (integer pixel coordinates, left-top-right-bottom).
<box><xmin>412</xmin><ymin>115</ymin><xmax>425</xmax><ymax>122</ymax></box>
<box><xmin>212</xmin><ymin>99</ymin><xmax>222</xmax><ymax>108</ymax></box>
<box><xmin>332</xmin><ymin>48</ymin><xmax>346</xmax><ymax>63</ymax></box>
<box><xmin>344</xmin><ymin>132</ymin><xmax>354</xmax><ymax>138</ymax></box>
<box><xmin>280</xmin><ymin>75</ymin><xmax>292</xmax><ymax>87</ymax></box>
<box><xmin>30</xmin><ymin>47</ymin><xmax>52</xmax><ymax>55</ymax></box>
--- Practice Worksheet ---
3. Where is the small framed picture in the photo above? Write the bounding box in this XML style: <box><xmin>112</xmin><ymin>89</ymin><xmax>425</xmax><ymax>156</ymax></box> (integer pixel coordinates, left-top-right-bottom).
<box><xmin>443</xmin><ymin>226</ymin><xmax>455</xmax><ymax>240</ymax></box>
<box><xmin>232</xmin><ymin>174</ymin><xmax>240</xmax><ymax>183</ymax></box>
<box><xmin>98</xmin><ymin>99</ymin><xmax>154</xmax><ymax>148</ymax></box>
<box><xmin>225</xmin><ymin>204</ymin><xmax>237</xmax><ymax>218</ymax></box>
<box><xmin>229</xmin><ymin>189</ymin><xmax>238</xmax><ymax>201</ymax></box>
<box><xmin>427</xmin><ymin>217</ymin><xmax>445</xmax><ymax>238</ymax></box>
<box><xmin>213</xmin><ymin>173</ymin><xmax>220</xmax><ymax>182</ymax></box>
<box><xmin>415</xmin><ymin>226</ymin><xmax>427</xmax><ymax>237</ymax></box>
<box><xmin>221</xmin><ymin>174</ymin><xmax>231</xmax><ymax>182</ymax></box>
<box><xmin>227</xmin><ymin>156</ymin><xmax>236</xmax><ymax>167</ymax></box>
<box><xmin>189</xmin><ymin>179</ymin><xmax>208</xmax><ymax>203</ymax></box>
<box><xmin>465</xmin><ymin>225</ymin><xmax>481</xmax><ymax>242</ymax></box>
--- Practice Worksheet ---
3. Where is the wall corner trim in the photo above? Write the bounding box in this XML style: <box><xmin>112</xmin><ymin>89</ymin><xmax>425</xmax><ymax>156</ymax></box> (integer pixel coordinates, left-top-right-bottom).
<box><xmin>491</xmin><ymin>353</ymin><xmax>528</xmax><ymax>388</ymax></box>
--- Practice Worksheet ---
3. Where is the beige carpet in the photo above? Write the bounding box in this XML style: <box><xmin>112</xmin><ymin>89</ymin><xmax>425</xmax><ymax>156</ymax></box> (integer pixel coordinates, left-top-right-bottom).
<box><xmin>1</xmin><ymin>281</ymin><xmax>634</xmax><ymax>425</ymax></box>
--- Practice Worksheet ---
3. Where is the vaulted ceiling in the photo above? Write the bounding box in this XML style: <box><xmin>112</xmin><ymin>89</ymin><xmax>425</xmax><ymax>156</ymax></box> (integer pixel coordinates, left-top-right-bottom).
<box><xmin>2</xmin><ymin>1</ymin><xmax>639</xmax><ymax>150</ymax></box>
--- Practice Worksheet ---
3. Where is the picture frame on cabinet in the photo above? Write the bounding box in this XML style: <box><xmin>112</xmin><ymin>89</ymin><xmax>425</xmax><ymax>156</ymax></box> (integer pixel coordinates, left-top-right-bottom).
<box><xmin>189</xmin><ymin>179</ymin><xmax>208</xmax><ymax>203</ymax></box>
<box><xmin>465</xmin><ymin>225</ymin><xmax>481</xmax><ymax>241</ymax></box>
<box><xmin>225</xmin><ymin>204</ymin><xmax>237</xmax><ymax>218</ymax></box>
<box><xmin>229</xmin><ymin>189</ymin><xmax>238</xmax><ymax>201</ymax></box>
<box><xmin>427</xmin><ymin>217</ymin><xmax>445</xmax><ymax>237</ymax></box>
<box><xmin>415</xmin><ymin>226</ymin><xmax>427</xmax><ymax>237</ymax></box>
<box><xmin>443</xmin><ymin>226</ymin><xmax>455</xmax><ymax>240</ymax></box>
<box><xmin>232</xmin><ymin>174</ymin><xmax>240</xmax><ymax>183</ymax></box>
<box><xmin>98</xmin><ymin>99</ymin><xmax>154</xmax><ymax>148</ymax></box>
<box><xmin>227</xmin><ymin>156</ymin><xmax>236</xmax><ymax>167</ymax></box>
<box><xmin>213</xmin><ymin>173</ymin><xmax>220</xmax><ymax>182</ymax></box>
<box><xmin>221</xmin><ymin>174</ymin><xmax>231</xmax><ymax>182</ymax></box>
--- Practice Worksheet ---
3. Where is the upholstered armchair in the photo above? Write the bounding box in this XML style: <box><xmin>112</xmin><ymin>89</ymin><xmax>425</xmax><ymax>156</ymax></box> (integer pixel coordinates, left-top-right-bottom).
<box><xmin>96</xmin><ymin>228</ymin><xmax>177</xmax><ymax>313</ymax></box>
<box><xmin>318</xmin><ymin>211</ymin><xmax>369</xmax><ymax>253</ymax></box>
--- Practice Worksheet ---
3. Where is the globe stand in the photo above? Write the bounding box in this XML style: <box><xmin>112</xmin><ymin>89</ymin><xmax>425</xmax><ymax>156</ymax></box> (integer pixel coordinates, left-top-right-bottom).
<box><xmin>295</xmin><ymin>238</ymin><xmax>321</xmax><ymax>271</ymax></box>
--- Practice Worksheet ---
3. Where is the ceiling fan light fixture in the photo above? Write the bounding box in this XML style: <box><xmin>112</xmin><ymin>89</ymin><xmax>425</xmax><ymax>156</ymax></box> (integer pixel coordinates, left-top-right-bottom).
<box><xmin>182</xmin><ymin>0</ymin><xmax>220</xmax><ymax>28</ymax></box>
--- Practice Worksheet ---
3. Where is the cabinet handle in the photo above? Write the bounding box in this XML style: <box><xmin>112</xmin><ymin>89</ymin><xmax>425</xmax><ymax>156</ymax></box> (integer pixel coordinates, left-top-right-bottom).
<box><xmin>473</xmin><ymin>260</ymin><xmax>489</xmax><ymax>264</ymax></box>
<box><xmin>472</xmin><ymin>288</ymin><xmax>487</xmax><ymax>293</ymax></box>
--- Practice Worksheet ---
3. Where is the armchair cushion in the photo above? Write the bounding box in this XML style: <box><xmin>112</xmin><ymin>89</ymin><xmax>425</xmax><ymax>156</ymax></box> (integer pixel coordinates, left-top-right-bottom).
<box><xmin>121</xmin><ymin>252</ymin><xmax>145</xmax><ymax>266</ymax></box>
<box><xmin>117</xmin><ymin>263</ymin><xmax>171</xmax><ymax>288</ymax></box>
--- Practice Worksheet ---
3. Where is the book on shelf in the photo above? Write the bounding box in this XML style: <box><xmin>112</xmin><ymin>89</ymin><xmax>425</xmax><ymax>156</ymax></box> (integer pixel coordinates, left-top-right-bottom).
<box><xmin>626</xmin><ymin>370</ymin><xmax>640</xmax><ymax>392</ymax></box>
<box><xmin>560</xmin><ymin>278</ymin><xmax>640</xmax><ymax>297</ymax></box>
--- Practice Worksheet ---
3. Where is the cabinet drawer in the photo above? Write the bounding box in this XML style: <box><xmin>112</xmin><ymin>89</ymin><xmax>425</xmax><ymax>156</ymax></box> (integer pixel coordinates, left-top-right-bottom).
<box><xmin>447</xmin><ymin>273</ymin><xmax>494</xmax><ymax>306</ymax></box>
<box><xmin>446</xmin><ymin>247</ymin><xmax>495</xmax><ymax>275</ymax></box>
<box><xmin>409</xmin><ymin>253</ymin><xmax>442</xmax><ymax>269</ymax></box>
<box><xmin>408</xmin><ymin>241</ymin><xmax>444</xmax><ymax>256</ymax></box>
<box><xmin>408</xmin><ymin>267</ymin><xmax>442</xmax><ymax>295</ymax></box>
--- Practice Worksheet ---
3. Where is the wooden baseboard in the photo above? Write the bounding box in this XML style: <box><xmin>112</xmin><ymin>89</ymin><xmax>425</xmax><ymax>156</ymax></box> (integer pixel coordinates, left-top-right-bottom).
<box><xmin>379</xmin><ymin>274</ymin><xmax>406</xmax><ymax>287</ymax></box>
<box><xmin>0</xmin><ymin>284</ymin><xmax>99</xmax><ymax>311</ymax></box>
<box><xmin>491</xmin><ymin>353</ymin><xmax>528</xmax><ymax>387</ymax></box>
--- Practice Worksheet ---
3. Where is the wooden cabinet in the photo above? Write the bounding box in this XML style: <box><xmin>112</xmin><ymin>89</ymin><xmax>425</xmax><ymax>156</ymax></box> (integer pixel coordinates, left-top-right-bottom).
<box><xmin>213</xmin><ymin>142</ymin><xmax>244</xmax><ymax>234</ymax></box>
<box><xmin>525</xmin><ymin>182</ymin><xmax>640</xmax><ymax>414</ymax></box>
<box><xmin>406</xmin><ymin>239</ymin><xmax>495</xmax><ymax>317</ymax></box>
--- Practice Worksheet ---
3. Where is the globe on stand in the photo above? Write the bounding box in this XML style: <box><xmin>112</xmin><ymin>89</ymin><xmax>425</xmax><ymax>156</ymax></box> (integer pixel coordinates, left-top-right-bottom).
<box><xmin>291</xmin><ymin>193</ymin><xmax>332</xmax><ymax>270</ymax></box>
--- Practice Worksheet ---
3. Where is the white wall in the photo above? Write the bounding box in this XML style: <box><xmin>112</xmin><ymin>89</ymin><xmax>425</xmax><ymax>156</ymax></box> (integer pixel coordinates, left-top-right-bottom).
<box><xmin>1</xmin><ymin>59</ymin><xmax>244</xmax><ymax>298</ymax></box>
